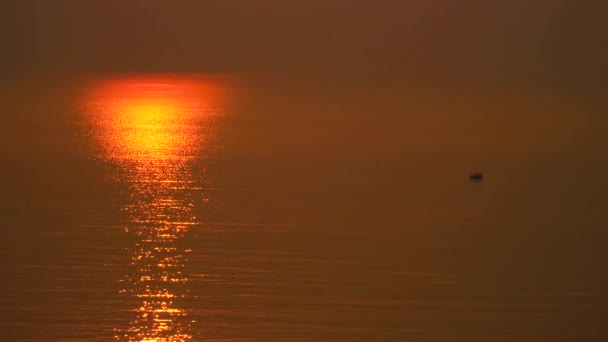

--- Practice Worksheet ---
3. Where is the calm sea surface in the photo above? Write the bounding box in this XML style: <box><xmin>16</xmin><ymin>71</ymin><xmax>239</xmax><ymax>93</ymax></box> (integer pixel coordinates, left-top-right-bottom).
<box><xmin>1</xmin><ymin>74</ymin><xmax>607</xmax><ymax>341</ymax></box>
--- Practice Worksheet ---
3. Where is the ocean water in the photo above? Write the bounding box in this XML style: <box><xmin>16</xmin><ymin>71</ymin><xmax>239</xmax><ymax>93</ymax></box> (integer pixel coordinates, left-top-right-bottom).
<box><xmin>1</xmin><ymin>74</ymin><xmax>607</xmax><ymax>341</ymax></box>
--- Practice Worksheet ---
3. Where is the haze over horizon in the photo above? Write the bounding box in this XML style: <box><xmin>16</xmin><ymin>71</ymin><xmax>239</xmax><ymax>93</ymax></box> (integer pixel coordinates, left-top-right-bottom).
<box><xmin>2</xmin><ymin>0</ymin><xmax>607</xmax><ymax>91</ymax></box>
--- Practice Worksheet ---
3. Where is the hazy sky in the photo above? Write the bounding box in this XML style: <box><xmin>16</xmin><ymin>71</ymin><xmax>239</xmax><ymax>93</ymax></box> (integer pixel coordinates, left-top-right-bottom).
<box><xmin>2</xmin><ymin>0</ymin><xmax>607</xmax><ymax>89</ymax></box>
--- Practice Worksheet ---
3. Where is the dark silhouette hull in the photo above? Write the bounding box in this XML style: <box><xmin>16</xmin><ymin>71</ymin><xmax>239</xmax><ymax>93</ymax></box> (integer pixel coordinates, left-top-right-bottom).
<box><xmin>470</xmin><ymin>172</ymin><xmax>483</xmax><ymax>180</ymax></box>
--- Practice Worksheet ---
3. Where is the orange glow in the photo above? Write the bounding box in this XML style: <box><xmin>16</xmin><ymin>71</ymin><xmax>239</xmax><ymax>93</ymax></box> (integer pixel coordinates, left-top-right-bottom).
<box><xmin>83</xmin><ymin>74</ymin><xmax>233</xmax><ymax>341</ymax></box>
<box><xmin>84</xmin><ymin>74</ymin><xmax>230</xmax><ymax>162</ymax></box>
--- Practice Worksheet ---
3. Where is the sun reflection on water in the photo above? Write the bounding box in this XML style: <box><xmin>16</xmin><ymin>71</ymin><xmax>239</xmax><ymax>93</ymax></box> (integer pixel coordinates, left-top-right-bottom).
<box><xmin>84</xmin><ymin>75</ymin><xmax>230</xmax><ymax>341</ymax></box>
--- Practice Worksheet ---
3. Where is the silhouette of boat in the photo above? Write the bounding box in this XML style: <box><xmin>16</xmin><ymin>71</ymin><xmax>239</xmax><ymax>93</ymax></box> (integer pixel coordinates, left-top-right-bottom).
<box><xmin>470</xmin><ymin>172</ymin><xmax>483</xmax><ymax>180</ymax></box>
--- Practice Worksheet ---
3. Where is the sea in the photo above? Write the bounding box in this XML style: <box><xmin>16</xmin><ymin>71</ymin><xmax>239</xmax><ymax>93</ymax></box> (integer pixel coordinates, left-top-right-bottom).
<box><xmin>1</xmin><ymin>73</ymin><xmax>607</xmax><ymax>341</ymax></box>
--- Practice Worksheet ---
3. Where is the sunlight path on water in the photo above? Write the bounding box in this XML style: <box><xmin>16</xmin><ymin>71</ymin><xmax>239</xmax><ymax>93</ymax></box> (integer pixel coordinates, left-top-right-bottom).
<box><xmin>82</xmin><ymin>74</ymin><xmax>231</xmax><ymax>341</ymax></box>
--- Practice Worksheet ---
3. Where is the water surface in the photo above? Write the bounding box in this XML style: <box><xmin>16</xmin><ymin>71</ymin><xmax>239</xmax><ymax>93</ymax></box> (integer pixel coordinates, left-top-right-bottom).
<box><xmin>1</xmin><ymin>74</ymin><xmax>607</xmax><ymax>341</ymax></box>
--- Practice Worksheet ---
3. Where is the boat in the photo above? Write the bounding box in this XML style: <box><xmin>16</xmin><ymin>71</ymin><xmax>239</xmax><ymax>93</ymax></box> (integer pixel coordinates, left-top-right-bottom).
<box><xmin>469</xmin><ymin>172</ymin><xmax>483</xmax><ymax>180</ymax></box>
